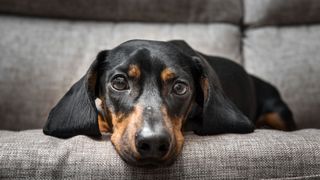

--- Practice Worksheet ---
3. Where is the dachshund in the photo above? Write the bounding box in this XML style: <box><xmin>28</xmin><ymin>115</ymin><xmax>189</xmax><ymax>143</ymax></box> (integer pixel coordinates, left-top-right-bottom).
<box><xmin>43</xmin><ymin>40</ymin><xmax>296</xmax><ymax>166</ymax></box>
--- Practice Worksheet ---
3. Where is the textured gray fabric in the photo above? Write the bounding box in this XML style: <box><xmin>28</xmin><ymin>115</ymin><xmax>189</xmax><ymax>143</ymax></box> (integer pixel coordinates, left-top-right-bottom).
<box><xmin>0</xmin><ymin>0</ymin><xmax>242</xmax><ymax>24</ymax></box>
<box><xmin>244</xmin><ymin>0</ymin><xmax>320</xmax><ymax>26</ymax></box>
<box><xmin>0</xmin><ymin>129</ymin><xmax>319</xmax><ymax>179</ymax></box>
<box><xmin>244</xmin><ymin>26</ymin><xmax>320</xmax><ymax>129</ymax></box>
<box><xmin>0</xmin><ymin>16</ymin><xmax>242</xmax><ymax>130</ymax></box>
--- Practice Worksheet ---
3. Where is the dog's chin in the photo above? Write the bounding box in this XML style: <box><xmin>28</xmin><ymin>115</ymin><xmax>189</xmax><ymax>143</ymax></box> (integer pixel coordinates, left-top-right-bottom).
<box><xmin>118</xmin><ymin>152</ymin><xmax>177</xmax><ymax>167</ymax></box>
<box><xmin>124</xmin><ymin>157</ymin><xmax>177</xmax><ymax>168</ymax></box>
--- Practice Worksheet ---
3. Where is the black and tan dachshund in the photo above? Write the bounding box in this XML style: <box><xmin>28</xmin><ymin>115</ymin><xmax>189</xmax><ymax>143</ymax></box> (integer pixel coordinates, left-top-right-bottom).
<box><xmin>43</xmin><ymin>40</ymin><xmax>296</xmax><ymax>166</ymax></box>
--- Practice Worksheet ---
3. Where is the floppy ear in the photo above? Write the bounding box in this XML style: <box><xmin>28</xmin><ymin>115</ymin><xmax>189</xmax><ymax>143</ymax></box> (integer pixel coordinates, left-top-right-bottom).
<box><xmin>169</xmin><ymin>40</ymin><xmax>254</xmax><ymax>135</ymax></box>
<box><xmin>191</xmin><ymin>56</ymin><xmax>254</xmax><ymax>135</ymax></box>
<box><xmin>43</xmin><ymin>50</ymin><xmax>109</xmax><ymax>138</ymax></box>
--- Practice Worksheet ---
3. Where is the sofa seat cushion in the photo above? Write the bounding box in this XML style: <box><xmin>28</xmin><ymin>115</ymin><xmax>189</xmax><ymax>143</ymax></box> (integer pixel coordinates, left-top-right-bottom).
<box><xmin>0</xmin><ymin>129</ymin><xmax>320</xmax><ymax>179</ymax></box>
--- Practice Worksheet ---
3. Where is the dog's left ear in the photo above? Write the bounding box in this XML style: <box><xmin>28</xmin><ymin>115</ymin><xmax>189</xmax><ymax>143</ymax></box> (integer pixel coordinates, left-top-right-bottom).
<box><xmin>191</xmin><ymin>56</ymin><xmax>255</xmax><ymax>135</ymax></box>
<box><xmin>169</xmin><ymin>40</ymin><xmax>254</xmax><ymax>135</ymax></box>
<box><xmin>43</xmin><ymin>50</ymin><xmax>109</xmax><ymax>138</ymax></box>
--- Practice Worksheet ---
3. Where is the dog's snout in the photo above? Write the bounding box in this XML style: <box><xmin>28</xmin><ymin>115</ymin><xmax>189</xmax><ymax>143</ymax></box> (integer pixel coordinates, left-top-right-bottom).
<box><xmin>136</xmin><ymin>129</ymin><xmax>171</xmax><ymax>159</ymax></box>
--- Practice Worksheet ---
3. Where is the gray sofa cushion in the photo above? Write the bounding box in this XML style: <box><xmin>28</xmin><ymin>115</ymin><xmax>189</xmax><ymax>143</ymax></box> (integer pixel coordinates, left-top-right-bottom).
<box><xmin>244</xmin><ymin>0</ymin><xmax>320</xmax><ymax>27</ymax></box>
<box><xmin>0</xmin><ymin>16</ymin><xmax>242</xmax><ymax>130</ymax></box>
<box><xmin>0</xmin><ymin>129</ymin><xmax>320</xmax><ymax>179</ymax></box>
<box><xmin>0</xmin><ymin>0</ymin><xmax>242</xmax><ymax>24</ymax></box>
<box><xmin>244</xmin><ymin>26</ymin><xmax>320</xmax><ymax>129</ymax></box>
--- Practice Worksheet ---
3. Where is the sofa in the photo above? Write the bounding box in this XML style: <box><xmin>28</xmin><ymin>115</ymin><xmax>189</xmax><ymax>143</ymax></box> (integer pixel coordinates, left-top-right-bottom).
<box><xmin>0</xmin><ymin>0</ymin><xmax>319</xmax><ymax>179</ymax></box>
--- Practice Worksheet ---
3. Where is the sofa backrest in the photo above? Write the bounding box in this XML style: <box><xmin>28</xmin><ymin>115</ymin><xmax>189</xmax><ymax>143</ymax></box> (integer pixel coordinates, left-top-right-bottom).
<box><xmin>0</xmin><ymin>0</ymin><xmax>319</xmax><ymax>130</ymax></box>
<box><xmin>243</xmin><ymin>0</ymin><xmax>320</xmax><ymax>128</ymax></box>
<box><xmin>0</xmin><ymin>0</ymin><xmax>242</xmax><ymax>24</ymax></box>
<box><xmin>0</xmin><ymin>9</ymin><xmax>242</xmax><ymax>130</ymax></box>
<box><xmin>244</xmin><ymin>0</ymin><xmax>320</xmax><ymax>27</ymax></box>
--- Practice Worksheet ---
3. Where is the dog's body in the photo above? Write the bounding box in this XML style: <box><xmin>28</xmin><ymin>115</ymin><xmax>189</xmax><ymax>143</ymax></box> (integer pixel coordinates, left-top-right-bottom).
<box><xmin>186</xmin><ymin>53</ymin><xmax>296</xmax><ymax>133</ymax></box>
<box><xmin>43</xmin><ymin>40</ymin><xmax>295</xmax><ymax>166</ymax></box>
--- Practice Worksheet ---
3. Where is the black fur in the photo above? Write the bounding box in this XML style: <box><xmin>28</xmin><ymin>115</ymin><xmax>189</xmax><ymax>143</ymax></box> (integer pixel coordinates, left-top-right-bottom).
<box><xmin>43</xmin><ymin>39</ymin><xmax>295</xmax><ymax>138</ymax></box>
<box><xmin>43</xmin><ymin>51</ymin><xmax>108</xmax><ymax>138</ymax></box>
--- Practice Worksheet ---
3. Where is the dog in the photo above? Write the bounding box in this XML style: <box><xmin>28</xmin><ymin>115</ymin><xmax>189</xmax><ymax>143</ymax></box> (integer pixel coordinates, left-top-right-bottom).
<box><xmin>43</xmin><ymin>40</ymin><xmax>296</xmax><ymax>166</ymax></box>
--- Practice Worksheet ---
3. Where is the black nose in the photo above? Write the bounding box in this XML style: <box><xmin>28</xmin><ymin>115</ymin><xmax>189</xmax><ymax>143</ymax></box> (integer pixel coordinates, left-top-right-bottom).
<box><xmin>135</xmin><ymin>130</ymin><xmax>171</xmax><ymax>159</ymax></box>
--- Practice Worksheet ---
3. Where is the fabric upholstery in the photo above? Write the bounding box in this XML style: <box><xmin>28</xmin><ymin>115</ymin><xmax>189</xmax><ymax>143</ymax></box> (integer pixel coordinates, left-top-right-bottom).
<box><xmin>0</xmin><ymin>0</ymin><xmax>242</xmax><ymax>24</ymax></box>
<box><xmin>0</xmin><ymin>129</ymin><xmax>320</xmax><ymax>179</ymax></box>
<box><xmin>0</xmin><ymin>1</ymin><xmax>320</xmax><ymax>179</ymax></box>
<box><xmin>244</xmin><ymin>26</ymin><xmax>320</xmax><ymax>129</ymax></box>
<box><xmin>0</xmin><ymin>16</ymin><xmax>242</xmax><ymax>130</ymax></box>
<box><xmin>244</xmin><ymin>0</ymin><xmax>320</xmax><ymax>26</ymax></box>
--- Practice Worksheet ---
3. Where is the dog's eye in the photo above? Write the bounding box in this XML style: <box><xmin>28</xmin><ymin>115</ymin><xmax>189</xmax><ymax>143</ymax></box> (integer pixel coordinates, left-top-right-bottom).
<box><xmin>172</xmin><ymin>82</ymin><xmax>188</xmax><ymax>95</ymax></box>
<box><xmin>111</xmin><ymin>75</ymin><xmax>129</xmax><ymax>91</ymax></box>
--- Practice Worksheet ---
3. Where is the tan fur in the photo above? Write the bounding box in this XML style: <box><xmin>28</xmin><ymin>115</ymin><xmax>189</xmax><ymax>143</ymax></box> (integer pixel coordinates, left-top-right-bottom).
<box><xmin>110</xmin><ymin>112</ymin><xmax>127</xmax><ymax>154</ymax></box>
<box><xmin>161</xmin><ymin>68</ymin><xmax>175</xmax><ymax>82</ymax></box>
<box><xmin>201</xmin><ymin>77</ymin><xmax>209</xmax><ymax>100</ymax></box>
<box><xmin>125</xmin><ymin>106</ymin><xmax>143</xmax><ymax>159</ymax></box>
<box><xmin>110</xmin><ymin>106</ymin><xmax>143</xmax><ymax>158</ymax></box>
<box><xmin>98</xmin><ymin>114</ymin><xmax>109</xmax><ymax>133</ymax></box>
<box><xmin>128</xmin><ymin>64</ymin><xmax>141</xmax><ymax>79</ymax></box>
<box><xmin>161</xmin><ymin>106</ymin><xmax>184</xmax><ymax>161</ymax></box>
<box><xmin>95</xmin><ymin>98</ymin><xmax>110</xmax><ymax>133</ymax></box>
<box><xmin>256</xmin><ymin>112</ymin><xmax>287</xmax><ymax>130</ymax></box>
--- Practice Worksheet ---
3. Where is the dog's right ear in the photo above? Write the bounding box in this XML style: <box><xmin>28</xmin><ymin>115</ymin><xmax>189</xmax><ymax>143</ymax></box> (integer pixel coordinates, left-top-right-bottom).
<box><xmin>190</xmin><ymin>56</ymin><xmax>255</xmax><ymax>135</ymax></box>
<box><xmin>169</xmin><ymin>40</ymin><xmax>254</xmax><ymax>135</ymax></box>
<box><xmin>43</xmin><ymin>50</ymin><xmax>109</xmax><ymax>138</ymax></box>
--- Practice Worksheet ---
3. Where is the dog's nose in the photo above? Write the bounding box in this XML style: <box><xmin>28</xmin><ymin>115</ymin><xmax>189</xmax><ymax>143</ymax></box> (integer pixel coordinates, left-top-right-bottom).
<box><xmin>135</xmin><ymin>129</ymin><xmax>171</xmax><ymax>159</ymax></box>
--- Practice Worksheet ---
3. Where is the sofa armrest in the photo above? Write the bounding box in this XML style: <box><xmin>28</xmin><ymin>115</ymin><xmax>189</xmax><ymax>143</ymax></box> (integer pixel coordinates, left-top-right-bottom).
<box><xmin>1</xmin><ymin>129</ymin><xmax>319</xmax><ymax>179</ymax></box>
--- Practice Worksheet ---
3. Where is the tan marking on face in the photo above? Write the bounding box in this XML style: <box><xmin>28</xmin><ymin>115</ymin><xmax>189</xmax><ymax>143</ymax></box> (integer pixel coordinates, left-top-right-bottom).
<box><xmin>110</xmin><ymin>112</ymin><xmax>126</xmax><ymax>153</ymax></box>
<box><xmin>95</xmin><ymin>98</ymin><xmax>110</xmax><ymax>133</ymax></box>
<box><xmin>110</xmin><ymin>106</ymin><xmax>143</xmax><ymax>158</ymax></box>
<box><xmin>98</xmin><ymin>114</ymin><xmax>109</xmax><ymax>133</ymax></box>
<box><xmin>125</xmin><ymin>106</ymin><xmax>143</xmax><ymax>159</ymax></box>
<box><xmin>161</xmin><ymin>68</ymin><xmax>175</xmax><ymax>82</ymax></box>
<box><xmin>128</xmin><ymin>64</ymin><xmax>141</xmax><ymax>79</ymax></box>
<box><xmin>256</xmin><ymin>112</ymin><xmax>287</xmax><ymax>130</ymax></box>
<box><xmin>171</xmin><ymin>116</ymin><xmax>184</xmax><ymax>158</ymax></box>
<box><xmin>161</xmin><ymin>106</ymin><xmax>184</xmax><ymax>161</ymax></box>
<box><xmin>201</xmin><ymin>77</ymin><xmax>209</xmax><ymax>100</ymax></box>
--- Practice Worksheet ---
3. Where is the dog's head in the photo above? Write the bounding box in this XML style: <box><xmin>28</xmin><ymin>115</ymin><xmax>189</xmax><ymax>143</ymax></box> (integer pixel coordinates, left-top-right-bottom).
<box><xmin>43</xmin><ymin>40</ymin><xmax>254</xmax><ymax>166</ymax></box>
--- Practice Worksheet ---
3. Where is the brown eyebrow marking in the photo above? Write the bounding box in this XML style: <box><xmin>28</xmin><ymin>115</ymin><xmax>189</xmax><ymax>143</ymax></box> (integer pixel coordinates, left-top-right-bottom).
<box><xmin>161</xmin><ymin>68</ymin><xmax>176</xmax><ymax>82</ymax></box>
<box><xmin>128</xmin><ymin>64</ymin><xmax>141</xmax><ymax>79</ymax></box>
